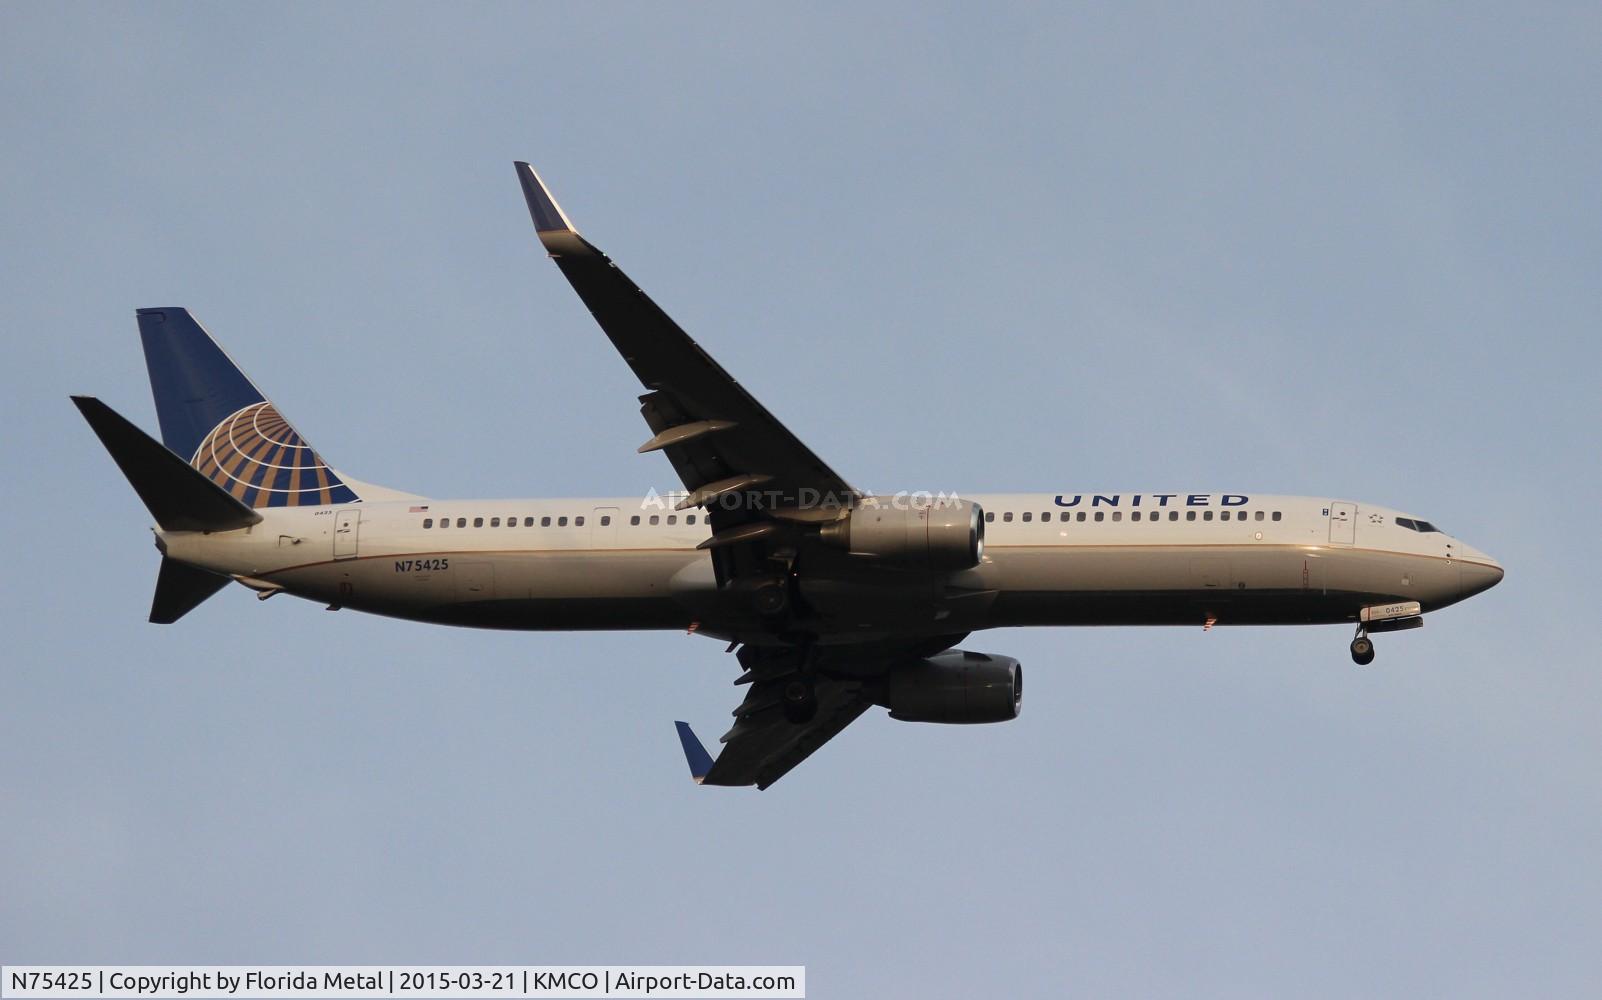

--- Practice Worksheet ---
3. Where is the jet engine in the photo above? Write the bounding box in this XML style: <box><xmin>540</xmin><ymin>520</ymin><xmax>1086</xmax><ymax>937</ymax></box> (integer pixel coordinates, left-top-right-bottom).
<box><xmin>882</xmin><ymin>649</ymin><xmax>1021</xmax><ymax>724</ymax></box>
<box><xmin>817</xmin><ymin>496</ymin><xmax>984</xmax><ymax>570</ymax></box>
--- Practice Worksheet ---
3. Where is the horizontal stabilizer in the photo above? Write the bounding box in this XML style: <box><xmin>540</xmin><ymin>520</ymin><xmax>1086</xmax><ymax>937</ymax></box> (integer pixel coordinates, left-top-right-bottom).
<box><xmin>150</xmin><ymin>557</ymin><xmax>231</xmax><ymax>624</ymax></box>
<box><xmin>674</xmin><ymin>721</ymin><xmax>715</xmax><ymax>784</ymax></box>
<box><xmin>71</xmin><ymin>395</ymin><xmax>263</xmax><ymax>532</ymax></box>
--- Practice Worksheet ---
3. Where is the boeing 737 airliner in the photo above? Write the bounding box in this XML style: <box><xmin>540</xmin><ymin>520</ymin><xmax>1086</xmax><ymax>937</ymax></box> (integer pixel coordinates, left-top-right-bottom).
<box><xmin>72</xmin><ymin>163</ymin><xmax>1504</xmax><ymax>788</ymax></box>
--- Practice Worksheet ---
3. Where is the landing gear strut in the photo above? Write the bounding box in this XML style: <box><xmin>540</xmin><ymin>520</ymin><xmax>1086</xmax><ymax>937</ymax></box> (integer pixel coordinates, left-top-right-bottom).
<box><xmin>777</xmin><ymin>638</ymin><xmax>819</xmax><ymax>723</ymax></box>
<box><xmin>1350</xmin><ymin>626</ymin><xmax>1375</xmax><ymax>666</ymax></box>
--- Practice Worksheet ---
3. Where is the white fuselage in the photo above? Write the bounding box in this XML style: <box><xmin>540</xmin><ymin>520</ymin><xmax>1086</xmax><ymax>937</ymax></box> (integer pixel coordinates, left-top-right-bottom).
<box><xmin>159</xmin><ymin>491</ymin><xmax>1503</xmax><ymax>645</ymax></box>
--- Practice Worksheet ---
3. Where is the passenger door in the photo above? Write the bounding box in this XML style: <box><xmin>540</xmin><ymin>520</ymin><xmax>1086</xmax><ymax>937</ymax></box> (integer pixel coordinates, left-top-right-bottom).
<box><xmin>1328</xmin><ymin>501</ymin><xmax>1356</xmax><ymax>545</ymax></box>
<box><xmin>333</xmin><ymin>509</ymin><xmax>361</xmax><ymax>559</ymax></box>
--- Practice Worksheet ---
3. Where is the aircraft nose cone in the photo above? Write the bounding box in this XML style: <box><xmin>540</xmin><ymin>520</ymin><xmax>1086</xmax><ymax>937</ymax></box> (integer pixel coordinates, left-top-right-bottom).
<box><xmin>1459</xmin><ymin>555</ymin><xmax>1504</xmax><ymax>600</ymax></box>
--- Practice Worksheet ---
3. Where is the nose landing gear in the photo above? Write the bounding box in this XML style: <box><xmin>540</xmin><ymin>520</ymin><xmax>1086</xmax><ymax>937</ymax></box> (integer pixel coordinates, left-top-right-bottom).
<box><xmin>1349</xmin><ymin>604</ymin><xmax>1425</xmax><ymax>665</ymax></box>
<box><xmin>1350</xmin><ymin>628</ymin><xmax>1376</xmax><ymax>666</ymax></box>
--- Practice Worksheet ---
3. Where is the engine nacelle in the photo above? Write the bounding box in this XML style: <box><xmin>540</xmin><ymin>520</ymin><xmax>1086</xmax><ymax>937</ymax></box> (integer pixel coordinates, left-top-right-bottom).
<box><xmin>817</xmin><ymin>496</ymin><xmax>984</xmax><ymax>570</ymax></box>
<box><xmin>884</xmin><ymin>649</ymin><xmax>1021</xmax><ymax>724</ymax></box>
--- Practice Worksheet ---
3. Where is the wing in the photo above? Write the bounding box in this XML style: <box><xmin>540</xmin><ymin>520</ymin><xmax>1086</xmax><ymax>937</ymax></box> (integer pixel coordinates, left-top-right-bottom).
<box><xmin>675</xmin><ymin>650</ymin><xmax>873</xmax><ymax>790</ymax></box>
<box><xmin>516</xmin><ymin>163</ymin><xmax>912</xmax><ymax>788</ymax></box>
<box><xmin>515</xmin><ymin>163</ymin><xmax>857</xmax><ymax>582</ymax></box>
<box><xmin>670</xmin><ymin>637</ymin><xmax>966</xmax><ymax>789</ymax></box>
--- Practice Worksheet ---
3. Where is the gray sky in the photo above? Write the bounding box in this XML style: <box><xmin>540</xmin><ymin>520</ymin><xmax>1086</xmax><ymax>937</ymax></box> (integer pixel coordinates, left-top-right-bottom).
<box><xmin>3</xmin><ymin>3</ymin><xmax>1599</xmax><ymax>996</ymax></box>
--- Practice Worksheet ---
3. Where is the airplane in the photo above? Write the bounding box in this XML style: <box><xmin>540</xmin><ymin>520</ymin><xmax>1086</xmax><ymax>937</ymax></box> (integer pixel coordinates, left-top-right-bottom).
<box><xmin>71</xmin><ymin>162</ymin><xmax>1505</xmax><ymax>789</ymax></box>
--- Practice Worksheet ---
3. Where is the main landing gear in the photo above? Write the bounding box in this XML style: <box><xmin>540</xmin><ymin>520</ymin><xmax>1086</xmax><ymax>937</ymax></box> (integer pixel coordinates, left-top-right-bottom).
<box><xmin>751</xmin><ymin>638</ymin><xmax>817</xmax><ymax>724</ymax></box>
<box><xmin>1350</xmin><ymin>625</ymin><xmax>1376</xmax><ymax>666</ymax></box>
<box><xmin>782</xmin><ymin>676</ymin><xmax>818</xmax><ymax>723</ymax></box>
<box><xmin>783</xmin><ymin>637</ymin><xmax>822</xmax><ymax>722</ymax></box>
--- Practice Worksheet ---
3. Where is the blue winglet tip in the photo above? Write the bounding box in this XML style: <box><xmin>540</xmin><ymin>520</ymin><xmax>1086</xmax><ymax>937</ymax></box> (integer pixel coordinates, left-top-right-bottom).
<box><xmin>514</xmin><ymin>161</ymin><xmax>577</xmax><ymax>234</ymax></box>
<box><xmin>674</xmin><ymin>721</ymin><xmax>714</xmax><ymax>784</ymax></box>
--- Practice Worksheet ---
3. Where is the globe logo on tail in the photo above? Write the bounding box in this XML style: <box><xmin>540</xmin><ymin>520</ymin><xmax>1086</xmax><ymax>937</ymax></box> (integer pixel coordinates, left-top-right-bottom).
<box><xmin>191</xmin><ymin>402</ymin><xmax>357</xmax><ymax>507</ymax></box>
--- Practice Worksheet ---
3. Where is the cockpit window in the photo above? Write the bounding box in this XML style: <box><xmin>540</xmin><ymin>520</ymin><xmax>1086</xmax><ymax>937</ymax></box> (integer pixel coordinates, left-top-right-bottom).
<box><xmin>1396</xmin><ymin>517</ymin><xmax>1442</xmax><ymax>533</ymax></box>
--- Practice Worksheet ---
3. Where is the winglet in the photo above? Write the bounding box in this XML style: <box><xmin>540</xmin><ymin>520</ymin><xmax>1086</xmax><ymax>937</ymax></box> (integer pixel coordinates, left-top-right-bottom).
<box><xmin>674</xmin><ymin>721</ymin><xmax>715</xmax><ymax>784</ymax></box>
<box><xmin>514</xmin><ymin>161</ymin><xmax>579</xmax><ymax>235</ymax></box>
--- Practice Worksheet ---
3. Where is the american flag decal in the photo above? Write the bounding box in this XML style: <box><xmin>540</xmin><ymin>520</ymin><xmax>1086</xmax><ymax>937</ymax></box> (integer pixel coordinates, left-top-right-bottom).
<box><xmin>409</xmin><ymin>505</ymin><xmax>430</xmax><ymax>512</ymax></box>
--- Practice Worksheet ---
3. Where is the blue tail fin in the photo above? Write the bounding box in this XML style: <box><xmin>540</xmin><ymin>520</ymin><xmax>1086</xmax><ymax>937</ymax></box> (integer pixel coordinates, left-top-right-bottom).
<box><xmin>137</xmin><ymin>308</ymin><xmax>360</xmax><ymax>508</ymax></box>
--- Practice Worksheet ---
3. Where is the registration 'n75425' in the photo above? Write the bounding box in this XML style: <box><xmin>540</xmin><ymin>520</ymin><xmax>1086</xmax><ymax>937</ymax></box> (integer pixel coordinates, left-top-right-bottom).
<box><xmin>395</xmin><ymin>558</ymin><xmax>449</xmax><ymax>572</ymax></box>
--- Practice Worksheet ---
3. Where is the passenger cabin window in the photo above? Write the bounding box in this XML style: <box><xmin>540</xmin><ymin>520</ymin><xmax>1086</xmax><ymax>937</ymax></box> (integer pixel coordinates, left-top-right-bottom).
<box><xmin>1186</xmin><ymin>511</ymin><xmax>1196</xmax><ymax>521</ymax></box>
<box><xmin>1255</xmin><ymin>511</ymin><xmax>1264</xmax><ymax>521</ymax></box>
<box><xmin>1059</xmin><ymin>512</ymin><xmax>1071</xmax><ymax>522</ymax></box>
<box><xmin>522</xmin><ymin>517</ymin><xmax>532</xmax><ymax>526</ymax></box>
<box><xmin>650</xmin><ymin>515</ymin><xmax>660</xmax><ymax>525</ymax></box>
<box><xmin>1272</xmin><ymin>512</ymin><xmax>1282</xmax><ymax>521</ymax></box>
<box><xmin>600</xmin><ymin>515</ymin><xmax>611</xmax><ymax>526</ymax></box>
<box><xmin>1076</xmin><ymin>512</ymin><xmax>1086</xmax><ymax>522</ymax></box>
<box><xmin>687</xmin><ymin>515</ymin><xmax>697</xmax><ymax>525</ymax></box>
<box><xmin>575</xmin><ymin>516</ymin><xmax>584</xmax><ymax>526</ymax></box>
<box><xmin>456</xmin><ymin>517</ymin><xmax>467</xmax><ymax>528</ymax></box>
<box><xmin>1021</xmin><ymin>512</ymin><xmax>1032</xmax><ymax>522</ymax></box>
<box><xmin>558</xmin><ymin>516</ymin><xmax>568</xmax><ymax>527</ymax></box>
<box><xmin>1041</xmin><ymin>512</ymin><xmax>1050</xmax><ymax>522</ymax></box>
<box><xmin>630</xmin><ymin>515</ymin><xmax>641</xmax><ymax>525</ymax></box>
<box><xmin>985</xmin><ymin>512</ymin><xmax>995</xmax><ymax>523</ymax></box>
<box><xmin>1111</xmin><ymin>511</ymin><xmax>1122</xmax><ymax>522</ymax></box>
<box><xmin>1132</xmin><ymin>511</ymin><xmax>1141</xmax><ymax>522</ymax></box>
<box><xmin>1094</xmin><ymin>511</ymin><xmax>1104</xmax><ymax>522</ymax></box>
<box><xmin>1003</xmin><ymin>512</ymin><xmax>1013</xmax><ymax>523</ymax></box>
<box><xmin>490</xmin><ymin>517</ymin><xmax>500</xmax><ymax>527</ymax></box>
<box><xmin>422</xmin><ymin>518</ymin><xmax>433</xmax><ymax>528</ymax></box>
